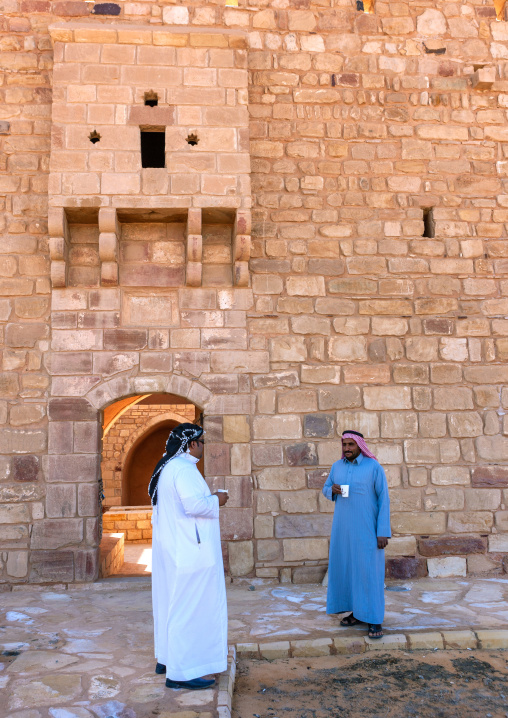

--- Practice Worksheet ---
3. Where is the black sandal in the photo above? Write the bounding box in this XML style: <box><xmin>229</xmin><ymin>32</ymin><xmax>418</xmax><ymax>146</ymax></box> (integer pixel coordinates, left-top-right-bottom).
<box><xmin>340</xmin><ymin>613</ymin><xmax>359</xmax><ymax>627</ymax></box>
<box><xmin>368</xmin><ymin>624</ymin><xmax>383</xmax><ymax>639</ymax></box>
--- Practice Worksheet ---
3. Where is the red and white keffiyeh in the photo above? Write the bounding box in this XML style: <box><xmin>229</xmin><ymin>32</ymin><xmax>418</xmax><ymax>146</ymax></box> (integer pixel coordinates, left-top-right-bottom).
<box><xmin>341</xmin><ymin>431</ymin><xmax>377</xmax><ymax>460</ymax></box>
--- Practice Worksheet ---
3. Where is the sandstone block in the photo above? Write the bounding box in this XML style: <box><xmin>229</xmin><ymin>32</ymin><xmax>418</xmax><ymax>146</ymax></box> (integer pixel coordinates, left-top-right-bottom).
<box><xmin>431</xmin><ymin>467</ymin><xmax>470</xmax><ymax>486</ymax></box>
<box><xmin>391</xmin><ymin>512</ymin><xmax>446</xmax><ymax>535</ymax></box>
<box><xmin>252</xmin><ymin>444</ymin><xmax>283</xmax><ymax>467</ymax></box>
<box><xmin>286</xmin><ymin>443</ymin><xmax>318</xmax><ymax>467</ymax></box>
<box><xmin>279</xmin><ymin>390</ymin><xmax>317</xmax><ymax>414</ymax></box>
<box><xmin>433</xmin><ymin>388</ymin><xmax>473</xmax><ymax>411</ymax></box>
<box><xmin>366</xmin><ymin>635</ymin><xmax>407</xmax><ymax>651</ymax></box>
<box><xmin>283</xmin><ymin>538</ymin><xmax>328</xmax><ymax>561</ymax></box>
<box><xmin>286</xmin><ymin>276</ymin><xmax>325</xmax><ymax>296</ymax></box>
<box><xmin>259</xmin><ymin>641</ymin><xmax>290</xmax><ymax>660</ymax></box>
<box><xmin>386</xmin><ymin>557</ymin><xmax>428</xmax><ymax>580</ymax></box>
<box><xmin>46</xmin><ymin>484</ymin><xmax>76</xmax><ymax>518</ymax></box>
<box><xmin>6</xmin><ymin>550</ymin><xmax>28</xmax><ymax>578</ymax></box>
<box><xmin>333</xmin><ymin>636</ymin><xmax>367</xmax><ymax>655</ymax></box>
<box><xmin>385</xmin><ymin>536</ymin><xmax>417</xmax><ymax>557</ymax></box>
<box><xmin>328</xmin><ymin>337</ymin><xmax>367</xmax><ymax>362</ymax></box>
<box><xmin>427</xmin><ymin>556</ymin><xmax>466</xmax><ymax>578</ymax></box>
<box><xmin>465</xmin><ymin>489</ymin><xmax>501</xmax><ymax>511</ymax></box>
<box><xmin>336</xmin><ymin>412</ymin><xmax>380</xmax><ymax>438</ymax></box>
<box><xmin>381</xmin><ymin>412</ymin><xmax>418</xmax><ymax>439</ymax></box>
<box><xmin>467</xmin><ymin>554</ymin><xmax>499</xmax><ymax>574</ymax></box>
<box><xmin>254</xmin><ymin>516</ymin><xmax>274</xmax><ymax>539</ymax></box>
<box><xmin>253</xmin><ymin>415</ymin><xmax>301</xmax><ymax>441</ymax></box>
<box><xmin>318</xmin><ymin>387</ymin><xmax>361</xmax><ymax>411</ymax></box>
<box><xmin>211</xmin><ymin>351</ymin><xmax>269</xmax><ymax>374</ymax></box>
<box><xmin>448</xmin><ymin>512</ymin><xmax>493</xmax><ymax>533</ymax></box>
<box><xmin>418</xmin><ymin>536</ymin><xmax>486</xmax><ymax>557</ymax></box>
<box><xmin>223</xmin><ymin>415</ymin><xmax>250</xmax><ymax>443</ymax></box>
<box><xmin>275</xmin><ymin>514</ymin><xmax>333</xmax><ymax>539</ymax></box>
<box><xmin>408</xmin><ymin>633</ymin><xmax>444</xmax><ymax>651</ymax></box>
<box><xmin>280</xmin><ymin>490</ymin><xmax>318</xmax><ymax>514</ymax></box>
<box><xmin>228</xmin><ymin>540</ymin><xmax>254</xmax><ymax>576</ymax></box>
<box><xmin>291</xmin><ymin>638</ymin><xmax>332</xmax><ymax>657</ymax></box>
<box><xmin>31</xmin><ymin>519</ymin><xmax>83</xmax><ymax>549</ymax></box>
<box><xmin>269</xmin><ymin>337</ymin><xmax>307</xmax><ymax>362</ymax></box>
<box><xmin>442</xmin><ymin>631</ymin><xmax>477</xmax><ymax>650</ymax></box>
<box><xmin>364</xmin><ymin>386</ymin><xmax>412</xmax><ymax>411</ymax></box>
<box><xmin>301</xmin><ymin>365</ymin><xmax>341</xmax><ymax>385</ymax></box>
<box><xmin>30</xmin><ymin>550</ymin><xmax>74</xmax><ymax>583</ymax></box>
<box><xmin>476</xmin><ymin>630</ymin><xmax>508</xmax><ymax>650</ymax></box>
<box><xmin>231</xmin><ymin>444</ymin><xmax>251</xmax><ymax>476</ymax></box>
<box><xmin>304</xmin><ymin>414</ymin><xmax>335</xmax><ymax>439</ymax></box>
<box><xmin>471</xmin><ymin>466</ymin><xmax>508</xmax><ymax>487</ymax></box>
<box><xmin>257</xmin><ymin>467</ymin><xmax>306</xmax><ymax>491</ymax></box>
<box><xmin>488</xmin><ymin>534</ymin><xmax>508</xmax><ymax>552</ymax></box>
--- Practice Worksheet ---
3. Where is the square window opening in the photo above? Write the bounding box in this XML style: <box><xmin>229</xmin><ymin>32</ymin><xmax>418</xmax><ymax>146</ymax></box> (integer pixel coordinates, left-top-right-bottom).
<box><xmin>141</xmin><ymin>129</ymin><xmax>165</xmax><ymax>168</ymax></box>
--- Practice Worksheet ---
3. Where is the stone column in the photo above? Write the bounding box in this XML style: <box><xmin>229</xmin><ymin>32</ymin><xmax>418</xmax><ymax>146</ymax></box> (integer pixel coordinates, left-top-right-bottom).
<box><xmin>99</xmin><ymin>208</ymin><xmax>120</xmax><ymax>287</ymax></box>
<box><xmin>233</xmin><ymin>209</ymin><xmax>251</xmax><ymax>287</ymax></box>
<box><xmin>48</xmin><ymin>207</ymin><xmax>70</xmax><ymax>288</ymax></box>
<box><xmin>186</xmin><ymin>208</ymin><xmax>202</xmax><ymax>287</ymax></box>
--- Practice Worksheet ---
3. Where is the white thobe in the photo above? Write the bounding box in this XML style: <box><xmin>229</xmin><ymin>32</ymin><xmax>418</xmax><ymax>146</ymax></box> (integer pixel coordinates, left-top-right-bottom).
<box><xmin>151</xmin><ymin>453</ymin><xmax>228</xmax><ymax>681</ymax></box>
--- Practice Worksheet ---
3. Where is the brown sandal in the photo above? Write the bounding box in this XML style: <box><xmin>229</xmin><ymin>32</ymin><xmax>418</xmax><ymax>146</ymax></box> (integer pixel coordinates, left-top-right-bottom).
<box><xmin>340</xmin><ymin>613</ymin><xmax>359</xmax><ymax>627</ymax></box>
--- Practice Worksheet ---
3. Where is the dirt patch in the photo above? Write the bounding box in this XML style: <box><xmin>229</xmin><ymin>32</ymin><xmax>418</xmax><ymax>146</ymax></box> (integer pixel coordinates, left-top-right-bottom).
<box><xmin>232</xmin><ymin>651</ymin><xmax>508</xmax><ymax>718</ymax></box>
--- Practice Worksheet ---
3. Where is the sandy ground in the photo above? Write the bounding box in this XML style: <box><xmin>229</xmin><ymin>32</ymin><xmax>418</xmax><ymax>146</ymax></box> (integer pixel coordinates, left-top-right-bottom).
<box><xmin>232</xmin><ymin>651</ymin><xmax>508</xmax><ymax>718</ymax></box>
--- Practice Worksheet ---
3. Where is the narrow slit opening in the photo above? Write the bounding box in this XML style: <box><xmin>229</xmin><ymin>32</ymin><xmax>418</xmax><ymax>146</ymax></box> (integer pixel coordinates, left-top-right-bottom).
<box><xmin>140</xmin><ymin>129</ymin><xmax>165</xmax><ymax>168</ymax></box>
<box><xmin>422</xmin><ymin>208</ymin><xmax>435</xmax><ymax>238</ymax></box>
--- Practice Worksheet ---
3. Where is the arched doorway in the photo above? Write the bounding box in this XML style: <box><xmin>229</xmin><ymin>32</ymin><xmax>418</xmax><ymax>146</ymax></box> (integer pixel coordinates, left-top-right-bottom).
<box><xmin>100</xmin><ymin>393</ymin><xmax>200</xmax><ymax>577</ymax></box>
<box><xmin>123</xmin><ymin>419</ymin><xmax>178</xmax><ymax>506</ymax></box>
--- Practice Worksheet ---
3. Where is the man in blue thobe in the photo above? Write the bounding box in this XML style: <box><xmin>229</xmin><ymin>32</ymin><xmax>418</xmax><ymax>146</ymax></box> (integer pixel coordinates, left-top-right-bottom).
<box><xmin>322</xmin><ymin>430</ymin><xmax>391</xmax><ymax>639</ymax></box>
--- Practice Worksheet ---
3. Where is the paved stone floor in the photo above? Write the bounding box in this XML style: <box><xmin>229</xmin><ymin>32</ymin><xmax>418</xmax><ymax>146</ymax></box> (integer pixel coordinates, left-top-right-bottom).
<box><xmin>227</xmin><ymin>575</ymin><xmax>508</xmax><ymax>643</ymax></box>
<box><xmin>1</xmin><ymin>574</ymin><xmax>508</xmax><ymax>717</ymax></box>
<box><xmin>1</xmin><ymin>579</ymin><xmax>217</xmax><ymax>718</ymax></box>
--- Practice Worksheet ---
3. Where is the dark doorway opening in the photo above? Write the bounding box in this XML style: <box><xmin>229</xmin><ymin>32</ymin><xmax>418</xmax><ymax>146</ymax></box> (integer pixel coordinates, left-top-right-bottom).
<box><xmin>123</xmin><ymin>419</ymin><xmax>178</xmax><ymax>506</ymax></box>
<box><xmin>140</xmin><ymin>129</ymin><xmax>165</xmax><ymax>168</ymax></box>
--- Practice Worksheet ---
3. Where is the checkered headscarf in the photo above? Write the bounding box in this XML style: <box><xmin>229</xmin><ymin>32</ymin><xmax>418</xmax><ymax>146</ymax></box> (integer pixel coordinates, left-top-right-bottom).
<box><xmin>341</xmin><ymin>430</ymin><xmax>377</xmax><ymax>460</ymax></box>
<box><xmin>148</xmin><ymin>423</ymin><xmax>204</xmax><ymax>506</ymax></box>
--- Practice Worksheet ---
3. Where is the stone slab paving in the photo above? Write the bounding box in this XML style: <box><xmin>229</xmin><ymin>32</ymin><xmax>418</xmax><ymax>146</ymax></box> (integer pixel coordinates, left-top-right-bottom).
<box><xmin>0</xmin><ymin>578</ymin><xmax>232</xmax><ymax>718</ymax></box>
<box><xmin>2</xmin><ymin>576</ymin><xmax>508</xmax><ymax>718</ymax></box>
<box><xmin>227</xmin><ymin>575</ymin><xmax>508</xmax><ymax>644</ymax></box>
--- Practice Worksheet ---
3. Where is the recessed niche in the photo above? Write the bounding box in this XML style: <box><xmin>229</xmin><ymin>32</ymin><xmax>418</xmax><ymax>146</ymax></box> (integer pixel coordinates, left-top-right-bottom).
<box><xmin>144</xmin><ymin>90</ymin><xmax>158</xmax><ymax>107</ymax></box>
<box><xmin>186</xmin><ymin>133</ymin><xmax>199</xmax><ymax>146</ymax></box>
<box><xmin>89</xmin><ymin>129</ymin><xmax>101</xmax><ymax>144</ymax></box>
<box><xmin>140</xmin><ymin>129</ymin><xmax>165</xmax><ymax>168</ymax></box>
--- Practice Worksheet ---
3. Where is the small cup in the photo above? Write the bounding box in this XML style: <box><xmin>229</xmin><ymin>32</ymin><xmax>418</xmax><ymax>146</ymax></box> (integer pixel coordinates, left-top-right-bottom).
<box><xmin>217</xmin><ymin>489</ymin><xmax>228</xmax><ymax>494</ymax></box>
<box><xmin>340</xmin><ymin>485</ymin><xmax>349</xmax><ymax>498</ymax></box>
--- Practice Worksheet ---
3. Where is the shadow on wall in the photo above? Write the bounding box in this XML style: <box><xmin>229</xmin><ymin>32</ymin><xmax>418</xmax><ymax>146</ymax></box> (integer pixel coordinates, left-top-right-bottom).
<box><xmin>123</xmin><ymin>420</ymin><xmax>178</xmax><ymax>506</ymax></box>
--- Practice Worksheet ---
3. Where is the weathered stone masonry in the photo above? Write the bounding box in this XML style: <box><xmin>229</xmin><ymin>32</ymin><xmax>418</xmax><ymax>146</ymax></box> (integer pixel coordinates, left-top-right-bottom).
<box><xmin>1</xmin><ymin>0</ymin><xmax>508</xmax><ymax>584</ymax></box>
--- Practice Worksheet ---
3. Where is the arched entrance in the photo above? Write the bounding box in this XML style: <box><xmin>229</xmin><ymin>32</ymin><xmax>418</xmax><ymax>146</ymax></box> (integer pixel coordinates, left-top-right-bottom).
<box><xmin>100</xmin><ymin>392</ymin><xmax>200</xmax><ymax>577</ymax></box>
<box><xmin>123</xmin><ymin>419</ymin><xmax>179</xmax><ymax>506</ymax></box>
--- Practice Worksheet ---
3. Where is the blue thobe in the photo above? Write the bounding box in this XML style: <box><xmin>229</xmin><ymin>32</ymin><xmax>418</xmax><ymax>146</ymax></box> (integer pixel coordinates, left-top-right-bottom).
<box><xmin>322</xmin><ymin>453</ymin><xmax>391</xmax><ymax>624</ymax></box>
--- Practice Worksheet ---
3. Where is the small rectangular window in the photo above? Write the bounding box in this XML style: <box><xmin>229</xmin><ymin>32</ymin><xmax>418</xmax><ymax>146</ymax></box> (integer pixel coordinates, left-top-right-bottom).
<box><xmin>140</xmin><ymin>129</ymin><xmax>165</xmax><ymax>168</ymax></box>
<box><xmin>423</xmin><ymin>208</ymin><xmax>435</xmax><ymax>238</ymax></box>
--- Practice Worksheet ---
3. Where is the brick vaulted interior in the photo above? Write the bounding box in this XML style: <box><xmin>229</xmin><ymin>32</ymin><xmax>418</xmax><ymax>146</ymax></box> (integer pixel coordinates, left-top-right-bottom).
<box><xmin>1</xmin><ymin>1</ymin><xmax>508</xmax><ymax>584</ymax></box>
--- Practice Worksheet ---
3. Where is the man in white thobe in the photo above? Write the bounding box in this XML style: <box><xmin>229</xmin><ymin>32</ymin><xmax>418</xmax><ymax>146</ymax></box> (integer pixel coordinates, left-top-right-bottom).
<box><xmin>149</xmin><ymin>423</ymin><xmax>229</xmax><ymax>690</ymax></box>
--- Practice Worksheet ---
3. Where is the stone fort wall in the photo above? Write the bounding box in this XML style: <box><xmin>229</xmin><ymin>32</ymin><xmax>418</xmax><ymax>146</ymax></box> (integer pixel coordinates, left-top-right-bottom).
<box><xmin>1</xmin><ymin>0</ymin><xmax>508</xmax><ymax>584</ymax></box>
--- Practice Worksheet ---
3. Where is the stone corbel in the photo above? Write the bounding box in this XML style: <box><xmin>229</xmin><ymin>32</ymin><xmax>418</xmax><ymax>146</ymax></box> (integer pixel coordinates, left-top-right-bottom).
<box><xmin>186</xmin><ymin>208</ymin><xmax>202</xmax><ymax>287</ymax></box>
<box><xmin>99</xmin><ymin>208</ymin><xmax>119</xmax><ymax>286</ymax></box>
<box><xmin>233</xmin><ymin>209</ymin><xmax>251</xmax><ymax>287</ymax></box>
<box><xmin>48</xmin><ymin>207</ymin><xmax>70</xmax><ymax>288</ymax></box>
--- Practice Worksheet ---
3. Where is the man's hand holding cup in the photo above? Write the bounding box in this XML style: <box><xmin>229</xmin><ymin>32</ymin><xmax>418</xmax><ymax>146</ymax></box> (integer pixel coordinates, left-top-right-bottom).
<box><xmin>214</xmin><ymin>489</ymin><xmax>229</xmax><ymax>507</ymax></box>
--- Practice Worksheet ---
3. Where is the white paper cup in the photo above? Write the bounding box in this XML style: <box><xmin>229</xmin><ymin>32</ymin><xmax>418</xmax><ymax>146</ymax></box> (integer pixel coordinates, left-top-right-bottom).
<box><xmin>340</xmin><ymin>485</ymin><xmax>349</xmax><ymax>498</ymax></box>
<box><xmin>217</xmin><ymin>489</ymin><xmax>228</xmax><ymax>494</ymax></box>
